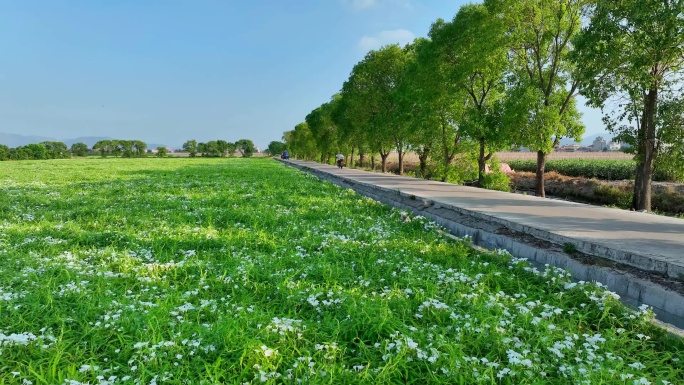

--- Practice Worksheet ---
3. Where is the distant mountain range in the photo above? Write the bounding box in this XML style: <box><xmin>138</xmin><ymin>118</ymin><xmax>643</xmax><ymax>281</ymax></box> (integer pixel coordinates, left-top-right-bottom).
<box><xmin>0</xmin><ymin>132</ymin><xmax>167</xmax><ymax>149</ymax></box>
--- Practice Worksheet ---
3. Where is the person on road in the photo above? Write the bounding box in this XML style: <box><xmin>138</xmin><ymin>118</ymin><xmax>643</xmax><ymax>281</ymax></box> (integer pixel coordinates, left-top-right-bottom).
<box><xmin>336</xmin><ymin>153</ymin><xmax>345</xmax><ymax>168</ymax></box>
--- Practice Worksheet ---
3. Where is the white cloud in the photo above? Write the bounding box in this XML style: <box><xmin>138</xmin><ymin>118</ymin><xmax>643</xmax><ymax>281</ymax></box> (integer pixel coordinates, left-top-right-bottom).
<box><xmin>357</xmin><ymin>29</ymin><xmax>415</xmax><ymax>51</ymax></box>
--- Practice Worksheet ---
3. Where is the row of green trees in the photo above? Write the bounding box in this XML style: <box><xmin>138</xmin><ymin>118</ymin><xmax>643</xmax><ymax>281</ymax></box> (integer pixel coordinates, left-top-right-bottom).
<box><xmin>181</xmin><ymin>139</ymin><xmax>256</xmax><ymax>157</ymax></box>
<box><xmin>0</xmin><ymin>140</ymin><xmax>148</xmax><ymax>160</ymax></box>
<box><xmin>283</xmin><ymin>0</ymin><xmax>684</xmax><ymax>212</ymax></box>
<box><xmin>0</xmin><ymin>141</ymin><xmax>88</xmax><ymax>161</ymax></box>
<box><xmin>1</xmin><ymin>137</ymin><xmax>263</xmax><ymax>161</ymax></box>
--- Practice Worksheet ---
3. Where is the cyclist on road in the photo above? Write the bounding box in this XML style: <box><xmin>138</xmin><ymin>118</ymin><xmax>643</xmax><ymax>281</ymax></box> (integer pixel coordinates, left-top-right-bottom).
<box><xmin>336</xmin><ymin>153</ymin><xmax>345</xmax><ymax>169</ymax></box>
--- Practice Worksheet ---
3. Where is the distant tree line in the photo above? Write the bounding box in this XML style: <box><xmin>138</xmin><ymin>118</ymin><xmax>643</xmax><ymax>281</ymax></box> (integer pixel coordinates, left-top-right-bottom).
<box><xmin>0</xmin><ymin>141</ymin><xmax>85</xmax><ymax>160</ymax></box>
<box><xmin>0</xmin><ymin>140</ymin><xmax>148</xmax><ymax>161</ymax></box>
<box><xmin>0</xmin><ymin>137</ymin><xmax>262</xmax><ymax>161</ymax></box>
<box><xmin>92</xmin><ymin>140</ymin><xmax>147</xmax><ymax>157</ymax></box>
<box><xmin>283</xmin><ymin>0</ymin><xmax>684</xmax><ymax>212</ymax></box>
<box><xmin>181</xmin><ymin>139</ymin><xmax>256</xmax><ymax>158</ymax></box>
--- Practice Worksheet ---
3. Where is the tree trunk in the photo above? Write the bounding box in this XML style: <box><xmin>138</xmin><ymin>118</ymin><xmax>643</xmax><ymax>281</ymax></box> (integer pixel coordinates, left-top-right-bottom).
<box><xmin>371</xmin><ymin>155</ymin><xmax>375</xmax><ymax>171</ymax></box>
<box><xmin>535</xmin><ymin>150</ymin><xmax>547</xmax><ymax>197</ymax></box>
<box><xmin>439</xmin><ymin>118</ymin><xmax>461</xmax><ymax>182</ymax></box>
<box><xmin>441</xmin><ymin>151</ymin><xmax>456</xmax><ymax>183</ymax></box>
<box><xmin>633</xmin><ymin>88</ymin><xmax>658</xmax><ymax>211</ymax></box>
<box><xmin>440</xmin><ymin>119</ymin><xmax>450</xmax><ymax>182</ymax></box>
<box><xmin>380</xmin><ymin>152</ymin><xmax>389</xmax><ymax>173</ymax></box>
<box><xmin>441</xmin><ymin>148</ymin><xmax>450</xmax><ymax>182</ymax></box>
<box><xmin>478</xmin><ymin>137</ymin><xmax>486</xmax><ymax>186</ymax></box>
<box><xmin>350</xmin><ymin>147</ymin><xmax>355</xmax><ymax>168</ymax></box>
<box><xmin>397</xmin><ymin>150</ymin><xmax>404</xmax><ymax>175</ymax></box>
<box><xmin>418</xmin><ymin>147</ymin><xmax>430</xmax><ymax>179</ymax></box>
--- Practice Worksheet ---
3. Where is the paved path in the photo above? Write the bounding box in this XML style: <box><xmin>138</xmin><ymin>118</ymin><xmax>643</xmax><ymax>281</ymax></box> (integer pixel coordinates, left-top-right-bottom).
<box><xmin>284</xmin><ymin>159</ymin><xmax>684</xmax><ymax>278</ymax></box>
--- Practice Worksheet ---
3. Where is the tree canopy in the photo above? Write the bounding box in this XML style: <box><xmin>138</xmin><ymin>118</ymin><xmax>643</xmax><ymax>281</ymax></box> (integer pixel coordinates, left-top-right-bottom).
<box><xmin>236</xmin><ymin>139</ymin><xmax>256</xmax><ymax>158</ymax></box>
<box><xmin>572</xmin><ymin>0</ymin><xmax>684</xmax><ymax>210</ymax></box>
<box><xmin>266</xmin><ymin>141</ymin><xmax>287</xmax><ymax>156</ymax></box>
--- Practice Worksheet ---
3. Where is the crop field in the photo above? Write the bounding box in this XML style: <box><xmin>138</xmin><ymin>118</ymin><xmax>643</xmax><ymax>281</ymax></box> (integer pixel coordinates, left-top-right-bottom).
<box><xmin>496</xmin><ymin>152</ymin><xmax>634</xmax><ymax>161</ymax></box>
<box><xmin>506</xmin><ymin>159</ymin><xmax>638</xmax><ymax>180</ymax></box>
<box><xmin>378</xmin><ymin>151</ymin><xmax>632</xmax><ymax>167</ymax></box>
<box><xmin>504</xmin><ymin>159</ymin><xmax>681</xmax><ymax>183</ymax></box>
<box><xmin>0</xmin><ymin>158</ymin><xmax>682</xmax><ymax>384</ymax></box>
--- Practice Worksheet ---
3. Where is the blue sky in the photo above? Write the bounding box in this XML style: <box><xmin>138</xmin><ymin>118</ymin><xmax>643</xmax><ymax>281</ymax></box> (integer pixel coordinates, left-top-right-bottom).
<box><xmin>0</xmin><ymin>0</ymin><xmax>604</xmax><ymax>149</ymax></box>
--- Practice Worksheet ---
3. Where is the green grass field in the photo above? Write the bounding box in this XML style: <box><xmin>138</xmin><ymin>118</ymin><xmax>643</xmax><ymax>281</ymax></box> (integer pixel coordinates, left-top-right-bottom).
<box><xmin>0</xmin><ymin>158</ymin><xmax>681</xmax><ymax>384</ymax></box>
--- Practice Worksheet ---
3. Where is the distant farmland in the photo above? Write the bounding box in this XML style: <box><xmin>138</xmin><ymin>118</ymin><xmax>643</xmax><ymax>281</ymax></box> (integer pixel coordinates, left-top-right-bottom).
<box><xmin>371</xmin><ymin>151</ymin><xmax>632</xmax><ymax>168</ymax></box>
<box><xmin>496</xmin><ymin>151</ymin><xmax>633</xmax><ymax>161</ymax></box>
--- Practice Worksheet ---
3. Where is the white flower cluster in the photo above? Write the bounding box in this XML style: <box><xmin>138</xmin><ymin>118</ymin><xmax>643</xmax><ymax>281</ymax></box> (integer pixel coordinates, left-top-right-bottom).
<box><xmin>0</xmin><ymin>286</ymin><xmax>26</xmax><ymax>302</ymax></box>
<box><xmin>265</xmin><ymin>317</ymin><xmax>305</xmax><ymax>339</ymax></box>
<box><xmin>0</xmin><ymin>332</ymin><xmax>37</xmax><ymax>346</ymax></box>
<box><xmin>382</xmin><ymin>332</ymin><xmax>440</xmax><ymax>364</ymax></box>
